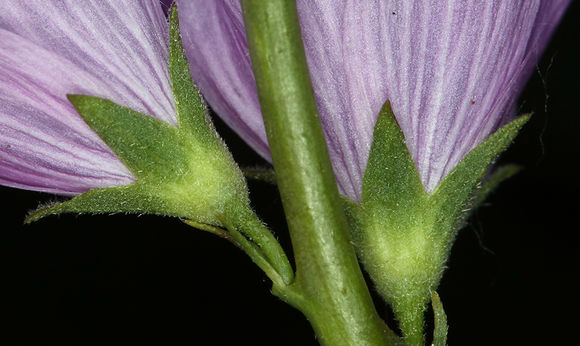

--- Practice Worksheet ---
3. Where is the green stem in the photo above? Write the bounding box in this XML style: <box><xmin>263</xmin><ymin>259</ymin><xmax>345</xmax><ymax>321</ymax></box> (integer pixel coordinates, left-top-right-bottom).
<box><xmin>241</xmin><ymin>1</ymin><xmax>392</xmax><ymax>344</ymax></box>
<box><xmin>217</xmin><ymin>213</ymin><xmax>290</xmax><ymax>288</ymax></box>
<box><xmin>233</xmin><ymin>207</ymin><xmax>294</xmax><ymax>285</ymax></box>
<box><xmin>184</xmin><ymin>207</ymin><xmax>294</xmax><ymax>287</ymax></box>
<box><xmin>396</xmin><ymin>302</ymin><xmax>425</xmax><ymax>346</ymax></box>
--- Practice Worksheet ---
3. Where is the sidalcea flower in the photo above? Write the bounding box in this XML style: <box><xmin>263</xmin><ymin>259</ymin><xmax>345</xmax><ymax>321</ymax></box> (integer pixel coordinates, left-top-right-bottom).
<box><xmin>0</xmin><ymin>2</ymin><xmax>293</xmax><ymax>285</ymax></box>
<box><xmin>0</xmin><ymin>0</ymin><xmax>175</xmax><ymax>195</ymax></box>
<box><xmin>176</xmin><ymin>0</ymin><xmax>570</xmax><ymax>201</ymax></box>
<box><xmin>0</xmin><ymin>0</ymin><xmax>255</xmax><ymax>225</ymax></box>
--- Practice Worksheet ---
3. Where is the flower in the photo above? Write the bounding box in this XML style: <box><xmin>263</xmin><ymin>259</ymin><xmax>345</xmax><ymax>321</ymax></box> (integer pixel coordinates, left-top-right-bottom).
<box><xmin>0</xmin><ymin>0</ymin><xmax>175</xmax><ymax>195</ymax></box>
<box><xmin>176</xmin><ymin>0</ymin><xmax>570</xmax><ymax>200</ymax></box>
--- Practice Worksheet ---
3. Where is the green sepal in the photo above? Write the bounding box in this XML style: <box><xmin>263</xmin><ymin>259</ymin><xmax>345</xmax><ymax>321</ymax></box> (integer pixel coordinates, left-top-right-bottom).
<box><xmin>353</xmin><ymin>101</ymin><xmax>529</xmax><ymax>343</ymax></box>
<box><xmin>26</xmin><ymin>183</ymin><xmax>181</xmax><ymax>223</ymax></box>
<box><xmin>361</xmin><ymin>101</ymin><xmax>428</xmax><ymax>222</ymax></box>
<box><xmin>168</xmin><ymin>4</ymin><xmax>214</xmax><ymax>140</ymax></box>
<box><xmin>357</xmin><ymin>102</ymin><xmax>432</xmax><ymax>344</ymax></box>
<box><xmin>67</xmin><ymin>95</ymin><xmax>192</xmax><ymax>182</ymax></box>
<box><xmin>429</xmin><ymin>115</ymin><xmax>530</xmax><ymax>241</ymax></box>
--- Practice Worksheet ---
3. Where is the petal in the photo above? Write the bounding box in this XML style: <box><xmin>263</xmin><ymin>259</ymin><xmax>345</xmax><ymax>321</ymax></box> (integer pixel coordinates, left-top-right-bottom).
<box><xmin>0</xmin><ymin>30</ymin><xmax>134</xmax><ymax>195</ymax></box>
<box><xmin>0</xmin><ymin>0</ymin><xmax>174</xmax><ymax>194</ymax></box>
<box><xmin>377</xmin><ymin>1</ymin><xmax>570</xmax><ymax>193</ymax></box>
<box><xmin>0</xmin><ymin>0</ymin><xmax>175</xmax><ymax>125</ymax></box>
<box><xmin>300</xmin><ymin>0</ymin><xmax>570</xmax><ymax>196</ymax></box>
<box><xmin>298</xmin><ymin>1</ymin><xmax>391</xmax><ymax>200</ymax></box>
<box><xmin>176</xmin><ymin>0</ymin><xmax>270</xmax><ymax>160</ymax></box>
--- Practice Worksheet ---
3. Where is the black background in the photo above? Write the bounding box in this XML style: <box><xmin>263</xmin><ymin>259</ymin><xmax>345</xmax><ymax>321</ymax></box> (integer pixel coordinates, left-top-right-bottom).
<box><xmin>1</xmin><ymin>3</ymin><xmax>579</xmax><ymax>345</ymax></box>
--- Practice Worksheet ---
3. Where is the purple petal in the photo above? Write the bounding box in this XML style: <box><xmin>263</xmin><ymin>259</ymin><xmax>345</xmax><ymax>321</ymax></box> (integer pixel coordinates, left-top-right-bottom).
<box><xmin>0</xmin><ymin>0</ymin><xmax>174</xmax><ymax>195</ymax></box>
<box><xmin>373</xmin><ymin>1</ymin><xmax>571</xmax><ymax>193</ymax></box>
<box><xmin>179</xmin><ymin>0</ymin><xmax>569</xmax><ymax>200</ymax></box>
<box><xmin>0</xmin><ymin>0</ymin><xmax>175</xmax><ymax>125</ymax></box>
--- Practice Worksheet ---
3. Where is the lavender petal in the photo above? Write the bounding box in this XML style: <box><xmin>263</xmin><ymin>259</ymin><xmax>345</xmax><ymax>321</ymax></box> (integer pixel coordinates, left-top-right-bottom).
<box><xmin>179</xmin><ymin>0</ymin><xmax>569</xmax><ymax>199</ymax></box>
<box><xmin>0</xmin><ymin>0</ymin><xmax>175</xmax><ymax>194</ymax></box>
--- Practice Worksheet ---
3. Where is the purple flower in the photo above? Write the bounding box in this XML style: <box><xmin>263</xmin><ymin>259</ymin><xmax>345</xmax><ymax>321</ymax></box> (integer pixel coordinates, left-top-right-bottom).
<box><xmin>177</xmin><ymin>0</ymin><xmax>569</xmax><ymax>200</ymax></box>
<box><xmin>0</xmin><ymin>1</ymin><xmax>175</xmax><ymax>195</ymax></box>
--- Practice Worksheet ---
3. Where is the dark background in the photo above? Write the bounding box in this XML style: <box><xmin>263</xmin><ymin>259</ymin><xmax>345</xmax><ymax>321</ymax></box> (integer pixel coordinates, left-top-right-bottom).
<box><xmin>1</xmin><ymin>4</ymin><xmax>578</xmax><ymax>345</ymax></box>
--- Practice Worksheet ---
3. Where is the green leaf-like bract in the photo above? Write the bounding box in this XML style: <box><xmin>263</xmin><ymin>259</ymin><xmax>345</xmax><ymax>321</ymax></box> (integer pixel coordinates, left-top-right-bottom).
<box><xmin>352</xmin><ymin>101</ymin><xmax>528</xmax><ymax>343</ymax></box>
<box><xmin>431</xmin><ymin>291</ymin><xmax>448</xmax><ymax>346</ymax></box>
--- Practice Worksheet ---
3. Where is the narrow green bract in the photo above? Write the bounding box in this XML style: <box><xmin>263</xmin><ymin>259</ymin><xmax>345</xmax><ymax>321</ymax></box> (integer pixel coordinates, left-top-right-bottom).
<box><xmin>431</xmin><ymin>292</ymin><xmax>448</xmax><ymax>346</ymax></box>
<box><xmin>351</xmin><ymin>101</ymin><xmax>529</xmax><ymax>344</ymax></box>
